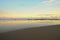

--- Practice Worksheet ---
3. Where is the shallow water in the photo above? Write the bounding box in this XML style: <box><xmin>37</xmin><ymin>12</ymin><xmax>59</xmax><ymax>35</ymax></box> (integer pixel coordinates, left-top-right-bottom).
<box><xmin>0</xmin><ymin>20</ymin><xmax>60</xmax><ymax>33</ymax></box>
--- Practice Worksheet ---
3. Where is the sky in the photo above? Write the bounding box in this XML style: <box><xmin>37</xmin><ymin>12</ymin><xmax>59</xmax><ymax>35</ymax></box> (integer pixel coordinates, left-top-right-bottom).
<box><xmin>0</xmin><ymin>0</ymin><xmax>60</xmax><ymax>18</ymax></box>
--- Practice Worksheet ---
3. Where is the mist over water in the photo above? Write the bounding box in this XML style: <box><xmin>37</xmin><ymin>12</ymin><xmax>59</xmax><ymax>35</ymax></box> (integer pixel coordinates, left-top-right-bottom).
<box><xmin>0</xmin><ymin>20</ymin><xmax>60</xmax><ymax>33</ymax></box>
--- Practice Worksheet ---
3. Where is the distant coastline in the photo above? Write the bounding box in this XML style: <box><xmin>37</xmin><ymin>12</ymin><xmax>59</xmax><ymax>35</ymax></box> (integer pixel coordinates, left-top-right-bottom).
<box><xmin>0</xmin><ymin>18</ymin><xmax>60</xmax><ymax>20</ymax></box>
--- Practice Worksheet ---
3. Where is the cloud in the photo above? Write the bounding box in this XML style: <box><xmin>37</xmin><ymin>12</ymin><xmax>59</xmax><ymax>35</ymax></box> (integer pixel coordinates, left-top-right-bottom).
<box><xmin>34</xmin><ymin>0</ymin><xmax>60</xmax><ymax>16</ymax></box>
<box><xmin>42</xmin><ymin>0</ymin><xmax>54</xmax><ymax>3</ymax></box>
<box><xmin>41</xmin><ymin>0</ymin><xmax>60</xmax><ymax>6</ymax></box>
<box><xmin>36</xmin><ymin>0</ymin><xmax>60</xmax><ymax>10</ymax></box>
<box><xmin>36</xmin><ymin>0</ymin><xmax>60</xmax><ymax>8</ymax></box>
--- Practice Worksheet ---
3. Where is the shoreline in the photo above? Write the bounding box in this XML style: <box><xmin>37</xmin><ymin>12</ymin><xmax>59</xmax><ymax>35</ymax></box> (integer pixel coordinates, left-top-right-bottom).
<box><xmin>0</xmin><ymin>25</ymin><xmax>60</xmax><ymax>40</ymax></box>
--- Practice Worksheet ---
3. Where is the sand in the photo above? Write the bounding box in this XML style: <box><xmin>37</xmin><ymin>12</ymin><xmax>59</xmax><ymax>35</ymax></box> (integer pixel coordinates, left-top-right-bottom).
<box><xmin>0</xmin><ymin>25</ymin><xmax>60</xmax><ymax>40</ymax></box>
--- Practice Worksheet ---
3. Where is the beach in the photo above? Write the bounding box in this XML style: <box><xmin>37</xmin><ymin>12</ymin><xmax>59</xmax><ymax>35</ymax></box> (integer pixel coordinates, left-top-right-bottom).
<box><xmin>0</xmin><ymin>0</ymin><xmax>60</xmax><ymax>40</ymax></box>
<box><xmin>0</xmin><ymin>25</ymin><xmax>60</xmax><ymax>40</ymax></box>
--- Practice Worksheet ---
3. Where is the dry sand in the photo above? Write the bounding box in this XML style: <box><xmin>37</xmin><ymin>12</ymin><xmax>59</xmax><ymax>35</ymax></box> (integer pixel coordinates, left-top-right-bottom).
<box><xmin>0</xmin><ymin>25</ymin><xmax>60</xmax><ymax>40</ymax></box>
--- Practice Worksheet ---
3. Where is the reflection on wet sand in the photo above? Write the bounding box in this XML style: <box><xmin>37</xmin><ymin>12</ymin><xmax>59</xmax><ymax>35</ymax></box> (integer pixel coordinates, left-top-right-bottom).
<box><xmin>0</xmin><ymin>20</ymin><xmax>60</xmax><ymax>33</ymax></box>
<box><xmin>0</xmin><ymin>20</ymin><xmax>60</xmax><ymax>24</ymax></box>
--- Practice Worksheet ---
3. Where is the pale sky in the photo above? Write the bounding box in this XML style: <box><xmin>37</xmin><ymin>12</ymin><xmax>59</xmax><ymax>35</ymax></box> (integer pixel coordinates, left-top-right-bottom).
<box><xmin>0</xmin><ymin>0</ymin><xmax>60</xmax><ymax>18</ymax></box>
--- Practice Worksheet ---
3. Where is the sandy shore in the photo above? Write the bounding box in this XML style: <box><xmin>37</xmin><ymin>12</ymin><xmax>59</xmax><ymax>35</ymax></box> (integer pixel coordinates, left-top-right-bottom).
<box><xmin>0</xmin><ymin>25</ymin><xmax>60</xmax><ymax>40</ymax></box>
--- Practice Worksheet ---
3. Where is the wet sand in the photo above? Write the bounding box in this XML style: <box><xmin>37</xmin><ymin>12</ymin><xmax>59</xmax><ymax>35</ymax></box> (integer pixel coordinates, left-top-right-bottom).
<box><xmin>0</xmin><ymin>25</ymin><xmax>60</xmax><ymax>40</ymax></box>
